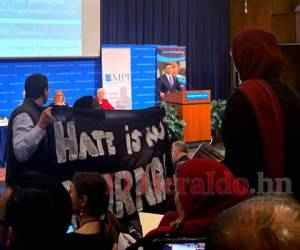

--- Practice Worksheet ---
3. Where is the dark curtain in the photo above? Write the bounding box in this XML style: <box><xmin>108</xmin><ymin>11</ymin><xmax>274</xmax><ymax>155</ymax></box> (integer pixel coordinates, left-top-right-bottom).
<box><xmin>101</xmin><ymin>0</ymin><xmax>231</xmax><ymax>99</ymax></box>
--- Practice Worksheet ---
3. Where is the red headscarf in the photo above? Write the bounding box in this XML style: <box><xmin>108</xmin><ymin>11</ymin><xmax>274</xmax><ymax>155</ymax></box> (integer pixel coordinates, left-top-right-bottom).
<box><xmin>147</xmin><ymin>159</ymin><xmax>251</xmax><ymax>237</ymax></box>
<box><xmin>232</xmin><ymin>28</ymin><xmax>284</xmax><ymax>81</ymax></box>
<box><xmin>232</xmin><ymin>29</ymin><xmax>285</xmax><ymax>178</ymax></box>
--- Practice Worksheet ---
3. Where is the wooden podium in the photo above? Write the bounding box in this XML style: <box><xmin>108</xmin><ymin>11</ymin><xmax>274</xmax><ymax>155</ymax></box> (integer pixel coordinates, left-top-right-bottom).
<box><xmin>165</xmin><ymin>90</ymin><xmax>211</xmax><ymax>143</ymax></box>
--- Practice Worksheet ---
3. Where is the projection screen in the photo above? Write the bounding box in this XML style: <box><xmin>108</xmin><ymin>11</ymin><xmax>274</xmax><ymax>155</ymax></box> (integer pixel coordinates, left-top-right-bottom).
<box><xmin>0</xmin><ymin>0</ymin><xmax>101</xmax><ymax>58</ymax></box>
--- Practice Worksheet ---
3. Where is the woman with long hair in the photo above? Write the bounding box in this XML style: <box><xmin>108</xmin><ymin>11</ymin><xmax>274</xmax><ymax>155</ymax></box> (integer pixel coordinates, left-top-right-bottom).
<box><xmin>66</xmin><ymin>172</ymin><xmax>120</xmax><ymax>250</ymax></box>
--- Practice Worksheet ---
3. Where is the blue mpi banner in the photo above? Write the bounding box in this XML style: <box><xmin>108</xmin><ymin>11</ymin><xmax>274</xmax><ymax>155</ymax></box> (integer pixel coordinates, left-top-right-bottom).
<box><xmin>102</xmin><ymin>45</ymin><xmax>157</xmax><ymax>110</ymax></box>
<box><xmin>157</xmin><ymin>46</ymin><xmax>187</xmax><ymax>90</ymax></box>
<box><xmin>102</xmin><ymin>47</ymin><xmax>132</xmax><ymax>110</ymax></box>
<box><xmin>131</xmin><ymin>45</ymin><xmax>156</xmax><ymax>109</ymax></box>
<box><xmin>0</xmin><ymin>59</ymin><xmax>101</xmax><ymax>117</ymax></box>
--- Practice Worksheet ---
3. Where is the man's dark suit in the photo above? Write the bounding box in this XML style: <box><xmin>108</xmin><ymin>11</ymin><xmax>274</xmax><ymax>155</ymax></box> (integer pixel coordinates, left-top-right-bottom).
<box><xmin>157</xmin><ymin>74</ymin><xmax>182</xmax><ymax>95</ymax></box>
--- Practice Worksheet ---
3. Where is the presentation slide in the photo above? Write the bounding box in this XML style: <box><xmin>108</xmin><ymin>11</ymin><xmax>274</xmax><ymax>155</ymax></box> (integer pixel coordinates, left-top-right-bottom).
<box><xmin>0</xmin><ymin>0</ymin><xmax>82</xmax><ymax>57</ymax></box>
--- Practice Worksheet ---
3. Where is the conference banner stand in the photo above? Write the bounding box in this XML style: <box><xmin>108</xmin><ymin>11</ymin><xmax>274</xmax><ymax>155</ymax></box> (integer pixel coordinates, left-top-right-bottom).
<box><xmin>157</xmin><ymin>46</ymin><xmax>187</xmax><ymax>90</ymax></box>
<box><xmin>101</xmin><ymin>45</ymin><xmax>157</xmax><ymax>110</ymax></box>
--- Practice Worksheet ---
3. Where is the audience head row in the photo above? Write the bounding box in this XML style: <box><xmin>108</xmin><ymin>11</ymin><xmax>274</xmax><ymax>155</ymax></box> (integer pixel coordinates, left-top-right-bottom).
<box><xmin>0</xmin><ymin>171</ymin><xmax>119</xmax><ymax>250</ymax></box>
<box><xmin>1</xmin><ymin>163</ymin><xmax>300</xmax><ymax>250</ymax></box>
<box><xmin>23</xmin><ymin>75</ymin><xmax>108</xmax><ymax>109</ymax></box>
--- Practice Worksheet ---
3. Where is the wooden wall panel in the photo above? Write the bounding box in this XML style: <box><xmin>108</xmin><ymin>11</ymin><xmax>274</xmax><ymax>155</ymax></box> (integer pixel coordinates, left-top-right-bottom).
<box><xmin>230</xmin><ymin>0</ymin><xmax>272</xmax><ymax>42</ymax></box>
<box><xmin>230</xmin><ymin>0</ymin><xmax>300</xmax><ymax>94</ymax></box>
<box><xmin>293</xmin><ymin>0</ymin><xmax>300</xmax><ymax>8</ymax></box>
<box><xmin>272</xmin><ymin>14</ymin><xmax>296</xmax><ymax>43</ymax></box>
<box><xmin>281</xmin><ymin>45</ymin><xmax>300</xmax><ymax>92</ymax></box>
<box><xmin>230</xmin><ymin>0</ymin><xmax>300</xmax><ymax>42</ymax></box>
<box><xmin>272</xmin><ymin>0</ymin><xmax>293</xmax><ymax>14</ymax></box>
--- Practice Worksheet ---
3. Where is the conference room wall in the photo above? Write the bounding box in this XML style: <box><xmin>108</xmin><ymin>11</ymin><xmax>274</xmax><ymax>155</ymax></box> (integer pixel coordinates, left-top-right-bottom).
<box><xmin>101</xmin><ymin>0</ymin><xmax>231</xmax><ymax>100</ymax></box>
<box><xmin>0</xmin><ymin>58</ymin><xmax>101</xmax><ymax>117</ymax></box>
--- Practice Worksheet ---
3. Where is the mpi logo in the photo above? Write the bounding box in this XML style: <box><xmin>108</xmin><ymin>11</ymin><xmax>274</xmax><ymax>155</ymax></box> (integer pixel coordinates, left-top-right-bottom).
<box><xmin>105</xmin><ymin>74</ymin><xmax>112</xmax><ymax>82</ymax></box>
<box><xmin>105</xmin><ymin>73</ymin><xmax>130</xmax><ymax>83</ymax></box>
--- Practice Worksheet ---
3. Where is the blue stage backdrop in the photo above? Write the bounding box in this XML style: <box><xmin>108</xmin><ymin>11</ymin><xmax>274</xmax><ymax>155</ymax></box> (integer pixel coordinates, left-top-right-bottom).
<box><xmin>0</xmin><ymin>58</ymin><xmax>101</xmax><ymax>117</ymax></box>
<box><xmin>131</xmin><ymin>45</ymin><xmax>157</xmax><ymax>109</ymax></box>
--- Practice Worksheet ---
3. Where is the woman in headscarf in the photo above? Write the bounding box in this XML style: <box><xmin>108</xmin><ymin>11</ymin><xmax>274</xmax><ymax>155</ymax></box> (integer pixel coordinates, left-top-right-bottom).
<box><xmin>145</xmin><ymin>159</ymin><xmax>251</xmax><ymax>239</ymax></box>
<box><xmin>222</xmin><ymin>28</ymin><xmax>300</xmax><ymax>200</ymax></box>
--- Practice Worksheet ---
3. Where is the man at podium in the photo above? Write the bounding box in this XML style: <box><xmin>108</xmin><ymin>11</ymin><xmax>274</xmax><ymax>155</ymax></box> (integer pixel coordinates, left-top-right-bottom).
<box><xmin>157</xmin><ymin>63</ymin><xmax>182</xmax><ymax>100</ymax></box>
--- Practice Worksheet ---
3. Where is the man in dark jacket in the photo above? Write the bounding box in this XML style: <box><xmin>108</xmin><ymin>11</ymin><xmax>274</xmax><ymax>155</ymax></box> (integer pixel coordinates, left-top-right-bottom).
<box><xmin>6</xmin><ymin>73</ymin><xmax>55</xmax><ymax>185</ymax></box>
<box><xmin>157</xmin><ymin>63</ymin><xmax>182</xmax><ymax>100</ymax></box>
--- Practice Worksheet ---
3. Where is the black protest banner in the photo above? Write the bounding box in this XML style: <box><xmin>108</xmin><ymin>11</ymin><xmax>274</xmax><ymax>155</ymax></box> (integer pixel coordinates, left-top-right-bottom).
<box><xmin>48</xmin><ymin>106</ymin><xmax>173</xmax><ymax>218</ymax></box>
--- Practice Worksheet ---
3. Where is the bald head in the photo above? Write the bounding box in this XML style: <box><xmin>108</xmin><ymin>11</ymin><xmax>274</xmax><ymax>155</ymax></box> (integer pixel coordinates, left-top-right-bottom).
<box><xmin>208</xmin><ymin>195</ymin><xmax>300</xmax><ymax>250</ymax></box>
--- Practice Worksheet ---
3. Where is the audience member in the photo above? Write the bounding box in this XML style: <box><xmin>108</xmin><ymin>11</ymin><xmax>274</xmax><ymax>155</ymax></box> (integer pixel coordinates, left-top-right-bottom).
<box><xmin>1</xmin><ymin>172</ymin><xmax>72</xmax><ymax>250</ymax></box>
<box><xmin>51</xmin><ymin>90</ymin><xmax>68</xmax><ymax>106</ymax></box>
<box><xmin>6</xmin><ymin>73</ymin><xmax>55</xmax><ymax>185</ymax></box>
<box><xmin>66</xmin><ymin>172</ymin><xmax>120</xmax><ymax>250</ymax></box>
<box><xmin>145</xmin><ymin>159</ymin><xmax>251</xmax><ymax>240</ymax></box>
<box><xmin>171</xmin><ymin>141</ymin><xmax>190</xmax><ymax>172</ymax></box>
<box><xmin>208</xmin><ymin>194</ymin><xmax>300</xmax><ymax>250</ymax></box>
<box><xmin>73</xmin><ymin>96</ymin><xmax>100</xmax><ymax>110</ymax></box>
<box><xmin>96</xmin><ymin>88</ymin><xmax>115</xmax><ymax>110</ymax></box>
<box><xmin>222</xmin><ymin>28</ymin><xmax>300</xmax><ymax>200</ymax></box>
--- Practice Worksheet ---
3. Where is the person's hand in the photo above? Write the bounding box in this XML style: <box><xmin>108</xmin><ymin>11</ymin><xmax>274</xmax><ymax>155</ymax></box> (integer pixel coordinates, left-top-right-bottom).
<box><xmin>160</xmin><ymin>92</ymin><xmax>166</xmax><ymax>100</ymax></box>
<box><xmin>37</xmin><ymin>107</ymin><xmax>55</xmax><ymax>130</ymax></box>
<box><xmin>0</xmin><ymin>187</ymin><xmax>12</xmax><ymax>221</ymax></box>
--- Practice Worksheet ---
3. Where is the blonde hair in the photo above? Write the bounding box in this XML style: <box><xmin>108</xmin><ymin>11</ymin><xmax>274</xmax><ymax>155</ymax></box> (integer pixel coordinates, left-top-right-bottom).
<box><xmin>97</xmin><ymin>88</ymin><xmax>105</xmax><ymax>96</ymax></box>
<box><xmin>53</xmin><ymin>90</ymin><xmax>65</xmax><ymax>105</ymax></box>
<box><xmin>209</xmin><ymin>195</ymin><xmax>300</xmax><ymax>250</ymax></box>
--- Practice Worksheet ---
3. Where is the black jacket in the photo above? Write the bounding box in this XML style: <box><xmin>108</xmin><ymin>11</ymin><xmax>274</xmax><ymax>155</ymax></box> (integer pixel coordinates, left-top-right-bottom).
<box><xmin>6</xmin><ymin>98</ymin><xmax>52</xmax><ymax>185</ymax></box>
<box><xmin>157</xmin><ymin>74</ymin><xmax>181</xmax><ymax>95</ymax></box>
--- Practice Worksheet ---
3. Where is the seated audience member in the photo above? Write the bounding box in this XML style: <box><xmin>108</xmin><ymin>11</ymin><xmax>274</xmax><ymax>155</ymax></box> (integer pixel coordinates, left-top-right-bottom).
<box><xmin>51</xmin><ymin>90</ymin><xmax>68</xmax><ymax>106</ymax></box>
<box><xmin>0</xmin><ymin>172</ymin><xmax>72</xmax><ymax>250</ymax></box>
<box><xmin>73</xmin><ymin>96</ymin><xmax>100</xmax><ymax>110</ymax></box>
<box><xmin>171</xmin><ymin>141</ymin><xmax>190</xmax><ymax>172</ymax></box>
<box><xmin>145</xmin><ymin>159</ymin><xmax>251</xmax><ymax>241</ymax></box>
<box><xmin>66</xmin><ymin>172</ymin><xmax>120</xmax><ymax>250</ymax></box>
<box><xmin>222</xmin><ymin>28</ymin><xmax>300</xmax><ymax>200</ymax></box>
<box><xmin>96</xmin><ymin>88</ymin><xmax>115</xmax><ymax>110</ymax></box>
<box><xmin>208</xmin><ymin>195</ymin><xmax>300</xmax><ymax>250</ymax></box>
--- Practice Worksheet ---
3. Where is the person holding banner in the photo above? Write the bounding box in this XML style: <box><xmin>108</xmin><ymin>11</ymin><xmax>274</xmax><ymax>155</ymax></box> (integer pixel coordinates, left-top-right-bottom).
<box><xmin>6</xmin><ymin>73</ymin><xmax>55</xmax><ymax>185</ymax></box>
<box><xmin>157</xmin><ymin>63</ymin><xmax>182</xmax><ymax>100</ymax></box>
